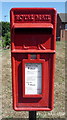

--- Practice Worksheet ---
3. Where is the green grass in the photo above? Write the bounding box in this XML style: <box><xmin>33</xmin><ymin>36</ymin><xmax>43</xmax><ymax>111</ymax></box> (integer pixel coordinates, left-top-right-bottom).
<box><xmin>55</xmin><ymin>41</ymin><xmax>65</xmax><ymax>83</ymax></box>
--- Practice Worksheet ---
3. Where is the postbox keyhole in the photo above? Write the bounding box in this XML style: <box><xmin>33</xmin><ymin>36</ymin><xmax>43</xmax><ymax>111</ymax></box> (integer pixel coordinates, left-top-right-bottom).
<box><xmin>30</xmin><ymin>54</ymin><xmax>37</xmax><ymax>59</ymax></box>
<box><xmin>28</xmin><ymin>54</ymin><xmax>40</xmax><ymax>59</ymax></box>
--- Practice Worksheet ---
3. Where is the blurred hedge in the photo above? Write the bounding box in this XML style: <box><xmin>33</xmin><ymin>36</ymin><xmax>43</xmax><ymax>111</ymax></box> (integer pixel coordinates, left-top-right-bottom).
<box><xmin>0</xmin><ymin>22</ymin><xmax>10</xmax><ymax>48</ymax></box>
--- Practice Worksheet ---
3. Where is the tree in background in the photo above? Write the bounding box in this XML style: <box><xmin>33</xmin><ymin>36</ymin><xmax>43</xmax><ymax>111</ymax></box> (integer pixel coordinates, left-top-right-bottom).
<box><xmin>1</xmin><ymin>22</ymin><xmax>10</xmax><ymax>48</ymax></box>
<box><xmin>2</xmin><ymin>32</ymin><xmax>10</xmax><ymax>48</ymax></box>
<box><xmin>2</xmin><ymin>22</ymin><xmax>10</xmax><ymax>37</ymax></box>
<box><xmin>0</xmin><ymin>22</ymin><xmax>2</xmax><ymax>37</ymax></box>
<box><xmin>0</xmin><ymin>22</ymin><xmax>2</xmax><ymax>47</ymax></box>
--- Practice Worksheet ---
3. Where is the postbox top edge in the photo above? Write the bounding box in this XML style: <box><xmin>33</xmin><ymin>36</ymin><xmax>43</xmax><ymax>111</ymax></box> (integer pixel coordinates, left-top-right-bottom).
<box><xmin>10</xmin><ymin>7</ymin><xmax>57</xmax><ymax>13</ymax></box>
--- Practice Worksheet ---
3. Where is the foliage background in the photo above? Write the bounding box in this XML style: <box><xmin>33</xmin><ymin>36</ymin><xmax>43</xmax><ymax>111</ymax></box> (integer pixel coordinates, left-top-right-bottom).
<box><xmin>0</xmin><ymin>22</ymin><xmax>10</xmax><ymax>48</ymax></box>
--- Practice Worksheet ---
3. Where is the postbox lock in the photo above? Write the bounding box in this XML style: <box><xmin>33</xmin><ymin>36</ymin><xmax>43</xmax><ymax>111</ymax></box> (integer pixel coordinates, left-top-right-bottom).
<box><xmin>30</xmin><ymin>54</ymin><xmax>37</xmax><ymax>59</ymax></box>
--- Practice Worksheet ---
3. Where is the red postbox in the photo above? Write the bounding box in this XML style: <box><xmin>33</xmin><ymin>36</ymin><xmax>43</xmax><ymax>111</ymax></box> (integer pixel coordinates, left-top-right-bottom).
<box><xmin>10</xmin><ymin>8</ymin><xmax>57</xmax><ymax>111</ymax></box>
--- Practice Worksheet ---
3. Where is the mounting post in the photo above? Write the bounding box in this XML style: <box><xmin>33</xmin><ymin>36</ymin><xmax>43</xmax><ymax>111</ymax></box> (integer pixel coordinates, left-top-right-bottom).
<box><xmin>29</xmin><ymin>111</ymin><xmax>36</xmax><ymax>120</ymax></box>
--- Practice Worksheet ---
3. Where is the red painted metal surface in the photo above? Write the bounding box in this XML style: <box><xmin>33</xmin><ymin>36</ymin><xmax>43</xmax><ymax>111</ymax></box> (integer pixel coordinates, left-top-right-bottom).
<box><xmin>10</xmin><ymin>8</ymin><xmax>57</xmax><ymax>111</ymax></box>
